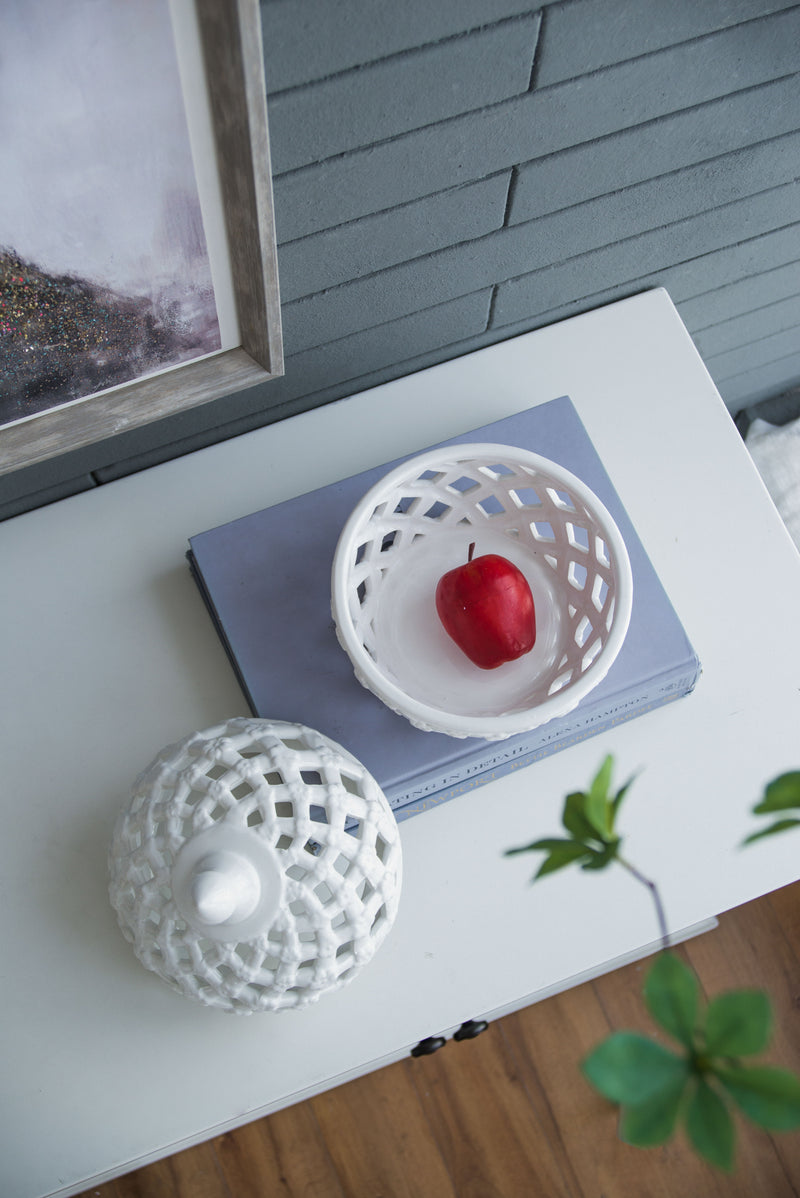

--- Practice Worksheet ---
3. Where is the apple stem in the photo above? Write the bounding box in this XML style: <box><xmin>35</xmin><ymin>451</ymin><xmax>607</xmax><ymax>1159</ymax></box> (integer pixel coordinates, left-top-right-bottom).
<box><xmin>468</xmin><ymin>542</ymin><xmax>476</xmax><ymax>562</ymax></box>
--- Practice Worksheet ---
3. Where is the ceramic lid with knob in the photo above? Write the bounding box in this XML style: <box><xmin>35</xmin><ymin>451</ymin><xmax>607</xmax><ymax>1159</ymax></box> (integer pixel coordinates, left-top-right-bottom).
<box><xmin>109</xmin><ymin>717</ymin><xmax>402</xmax><ymax>1013</ymax></box>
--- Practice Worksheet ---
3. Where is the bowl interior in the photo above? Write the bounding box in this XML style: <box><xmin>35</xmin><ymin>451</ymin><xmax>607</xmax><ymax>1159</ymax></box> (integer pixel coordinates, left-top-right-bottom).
<box><xmin>373</xmin><ymin>526</ymin><xmax>568</xmax><ymax>717</ymax></box>
<box><xmin>334</xmin><ymin>447</ymin><xmax>629</xmax><ymax>731</ymax></box>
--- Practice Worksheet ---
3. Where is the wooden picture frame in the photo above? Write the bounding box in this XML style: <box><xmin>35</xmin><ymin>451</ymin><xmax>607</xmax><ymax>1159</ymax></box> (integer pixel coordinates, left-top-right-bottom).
<box><xmin>0</xmin><ymin>0</ymin><xmax>283</xmax><ymax>479</ymax></box>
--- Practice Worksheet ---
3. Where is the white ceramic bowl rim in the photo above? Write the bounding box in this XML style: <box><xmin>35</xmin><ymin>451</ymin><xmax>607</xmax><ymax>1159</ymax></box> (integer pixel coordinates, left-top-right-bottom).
<box><xmin>331</xmin><ymin>443</ymin><xmax>634</xmax><ymax>738</ymax></box>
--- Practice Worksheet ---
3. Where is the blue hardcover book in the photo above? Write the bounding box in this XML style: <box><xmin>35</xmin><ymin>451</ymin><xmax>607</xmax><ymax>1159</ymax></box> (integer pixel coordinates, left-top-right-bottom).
<box><xmin>188</xmin><ymin>397</ymin><xmax>700</xmax><ymax>821</ymax></box>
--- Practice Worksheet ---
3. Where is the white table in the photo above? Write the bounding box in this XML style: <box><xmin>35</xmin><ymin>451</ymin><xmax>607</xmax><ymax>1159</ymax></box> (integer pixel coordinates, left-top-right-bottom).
<box><xmin>3</xmin><ymin>289</ymin><xmax>800</xmax><ymax>1198</ymax></box>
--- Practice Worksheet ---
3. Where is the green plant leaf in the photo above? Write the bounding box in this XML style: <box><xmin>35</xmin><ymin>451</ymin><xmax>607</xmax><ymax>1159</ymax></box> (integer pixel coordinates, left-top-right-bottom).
<box><xmin>753</xmin><ymin>772</ymin><xmax>800</xmax><ymax>814</ymax></box>
<box><xmin>562</xmin><ymin>791</ymin><xmax>599</xmax><ymax>841</ymax></box>
<box><xmin>506</xmin><ymin>834</ymin><xmax>590</xmax><ymax>855</ymax></box>
<box><xmin>582</xmin><ymin>1032</ymin><xmax>689</xmax><ymax>1106</ymax></box>
<box><xmin>743</xmin><ymin>818</ymin><xmax>800</xmax><ymax>846</ymax></box>
<box><xmin>704</xmin><ymin>990</ymin><xmax>772</xmax><ymax>1058</ymax></box>
<box><xmin>505</xmin><ymin>836</ymin><xmax>581</xmax><ymax>858</ymax></box>
<box><xmin>685</xmin><ymin>1079</ymin><xmax>735</xmax><ymax>1171</ymax></box>
<box><xmin>534</xmin><ymin>840</ymin><xmax>592</xmax><ymax>878</ymax></box>
<box><xmin>585</xmin><ymin>755</ymin><xmax>614</xmax><ymax>838</ymax></box>
<box><xmin>521</xmin><ymin>837</ymin><xmax>584</xmax><ymax>851</ymax></box>
<box><xmin>504</xmin><ymin>839</ymin><xmax>547</xmax><ymax>856</ymax></box>
<box><xmin>619</xmin><ymin>1075</ymin><xmax>687</xmax><ymax>1147</ymax></box>
<box><xmin>610</xmin><ymin>773</ymin><xmax>637</xmax><ymax>826</ymax></box>
<box><xmin>715</xmin><ymin>1065</ymin><xmax>800</xmax><ymax>1130</ymax></box>
<box><xmin>643</xmin><ymin>953</ymin><xmax>699</xmax><ymax>1048</ymax></box>
<box><xmin>590</xmin><ymin>754</ymin><xmax>614</xmax><ymax>799</ymax></box>
<box><xmin>580</xmin><ymin>840</ymin><xmax>619</xmax><ymax>871</ymax></box>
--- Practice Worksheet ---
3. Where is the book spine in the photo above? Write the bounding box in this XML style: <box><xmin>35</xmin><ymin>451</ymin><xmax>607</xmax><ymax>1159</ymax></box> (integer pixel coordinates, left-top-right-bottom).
<box><xmin>187</xmin><ymin>551</ymin><xmax>261</xmax><ymax>715</ymax></box>
<box><xmin>390</xmin><ymin>660</ymin><xmax>701</xmax><ymax>823</ymax></box>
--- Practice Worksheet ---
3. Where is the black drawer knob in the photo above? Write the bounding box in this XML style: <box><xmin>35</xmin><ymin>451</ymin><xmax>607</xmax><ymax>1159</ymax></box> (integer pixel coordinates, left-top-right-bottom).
<box><xmin>411</xmin><ymin>1035</ymin><xmax>447</xmax><ymax>1057</ymax></box>
<box><xmin>453</xmin><ymin>1019</ymin><xmax>489</xmax><ymax>1041</ymax></box>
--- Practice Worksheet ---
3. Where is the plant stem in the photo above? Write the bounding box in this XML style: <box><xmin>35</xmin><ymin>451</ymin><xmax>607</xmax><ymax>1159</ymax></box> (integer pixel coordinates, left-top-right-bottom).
<box><xmin>616</xmin><ymin>854</ymin><xmax>671</xmax><ymax>950</ymax></box>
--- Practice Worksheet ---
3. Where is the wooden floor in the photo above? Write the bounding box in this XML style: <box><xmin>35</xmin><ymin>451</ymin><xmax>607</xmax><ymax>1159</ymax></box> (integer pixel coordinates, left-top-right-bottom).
<box><xmin>79</xmin><ymin>880</ymin><xmax>800</xmax><ymax>1198</ymax></box>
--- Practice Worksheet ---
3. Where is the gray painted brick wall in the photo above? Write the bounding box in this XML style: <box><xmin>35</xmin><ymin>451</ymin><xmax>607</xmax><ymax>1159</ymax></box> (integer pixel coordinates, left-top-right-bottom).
<box><xmin>259</xmin><ymin>0</ymin><xmax>538</xmax><ymax>90</ymax></box>
<box><xmin>279</xmin><ymin>174</ymin><xmax>511</xmax><ymax>302</ymax></box>
<box><xmin>3</xmin><ymin>0</ymin><xmax>799</xmax><ymax>519</ymax></box>
<box><xmin>268</xmin><ymin>16</ymin><xmax>541</xmax><ymax>173</ymax></box>
<box><xmin>535</xmin><ymin>0</ymin><xmax>796</xmax><ymax>84</ymax></box>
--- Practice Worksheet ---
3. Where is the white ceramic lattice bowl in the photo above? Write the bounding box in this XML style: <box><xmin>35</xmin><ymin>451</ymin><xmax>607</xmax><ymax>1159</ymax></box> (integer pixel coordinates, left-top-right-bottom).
<box><xmin>332</xmin><ymin>443</ymin><xmax>633</xmax><ymax>739</ymax></box>
<box><xmin>109</xmin><ymin>718</ymin><xmax>402</xmax><ymax>1013</ymax></box>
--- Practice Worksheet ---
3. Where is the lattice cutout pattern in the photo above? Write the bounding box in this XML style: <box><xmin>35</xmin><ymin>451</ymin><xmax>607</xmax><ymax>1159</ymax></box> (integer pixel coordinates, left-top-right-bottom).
<box><xmin>333</xmin><ymin>444</ymin><xmax>632</xmax><ymax>737</ymax></box>
<box><xmin>109</xmin><ymin>718</ymin><xmax>402</xmax><ymax>1013</ymax></box>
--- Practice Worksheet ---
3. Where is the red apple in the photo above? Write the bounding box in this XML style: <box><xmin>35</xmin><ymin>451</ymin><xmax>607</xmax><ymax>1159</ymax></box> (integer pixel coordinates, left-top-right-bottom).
<box><xmin>435</xmin><ymin>543</ymin><xmax>536</xmax><ymax>669</ymax></box>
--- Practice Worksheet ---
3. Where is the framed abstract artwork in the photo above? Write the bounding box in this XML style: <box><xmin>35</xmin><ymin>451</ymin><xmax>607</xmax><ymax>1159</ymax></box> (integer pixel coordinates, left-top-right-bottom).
<box><xmin>0</xmin><ymin>0</ymin><xmax>283</xmax><ymax>478</ymax></box>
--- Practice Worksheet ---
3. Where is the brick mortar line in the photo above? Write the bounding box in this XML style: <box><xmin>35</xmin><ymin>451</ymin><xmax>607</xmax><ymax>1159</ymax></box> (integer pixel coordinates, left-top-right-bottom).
<box><xmin>687</xmin><ymin>266</ymin><xmax>800</xmax><ymax>334</ymax></box>
<box><xmin>265</xmin><ymin>12</ymin><xmax>543</xmax><ymax>100</ymax></box>
<box><xmin>705</xmin><ymin>341</ymin><xmax>800</xmax><ymax>382</ymax></box>
<box><xmin>281</xmin><ymin>181</ymin><xmax>800</xmax><ymax>309</ymax></box>
<box><xmin>491</xmin><ymin>211</ymin><xmax>800</xmax><ymax>297</ymax></box>
<box><xmin>292</xmin><ymin>221</ymin><xmax>799</xmax><ymax>342</ymax></box>
<box><xmin>504</xmin><ymin>130</ymin><xmax>800</xmax><ymax>226</ymax></box>
<box><xmin>266</xmin><ymin>3</ymin><xmax>800</xmax><ymax>102</ymax></box>
<box><xmin>270</xmin><ymin>69</ymin><xmax>800</xmax><ymax>184</ymax></box>
<box><xmin>530</xmin><ymin>1</ymin><xmax>800</xmax><ymax>90</ymax></box>
<box><xmin>502</xmin><ymin>167</ymin><xmax>519</xmax><ymax>228</ymax></box>
<box><xmin>487</xmin><ymin>284</ymin><xmax>502</xmax><ymax>331</ymax></box>
<box><xmin>276</xmin><ymin>103</ymin><xmax>800</xmax><ymax>249</ymax></box>
<box><xmin>528</xmin><ymin>3</ymin><xmax>547</xmax><ymax>91</ymax></box>
<box><xmin>485</xmin><ymin>227</ymin><xmax>800</xmax><ymax>338</ymax></box>
<box><xmin>277</xmin><ymin>170</ymin><xmax>513</xmax><ymax>247</ymax></box>
<box><xmin>276</xmin><ymin>118</ymin><xmax>800</xmax><ymax>258</ymax></box>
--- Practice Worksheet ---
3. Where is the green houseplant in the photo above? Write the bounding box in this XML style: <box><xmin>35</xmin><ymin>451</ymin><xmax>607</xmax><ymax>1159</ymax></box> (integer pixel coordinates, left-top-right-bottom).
<box><xmin>743</xmin><ymin>771</ymin><xmax>800</xmax><ymax>845</ymax></box>
<box><xmin>506</xmin><ymin>756</ymin><xmax>800</xmax><ymax>1171</ymax></box>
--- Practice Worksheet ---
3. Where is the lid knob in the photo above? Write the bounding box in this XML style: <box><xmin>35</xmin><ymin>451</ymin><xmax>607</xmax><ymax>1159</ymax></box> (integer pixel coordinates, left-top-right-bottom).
<box><xmin>189</xmin><ymin>850</ymin><xmax>261</xmax><ymax>925</ymax></box>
